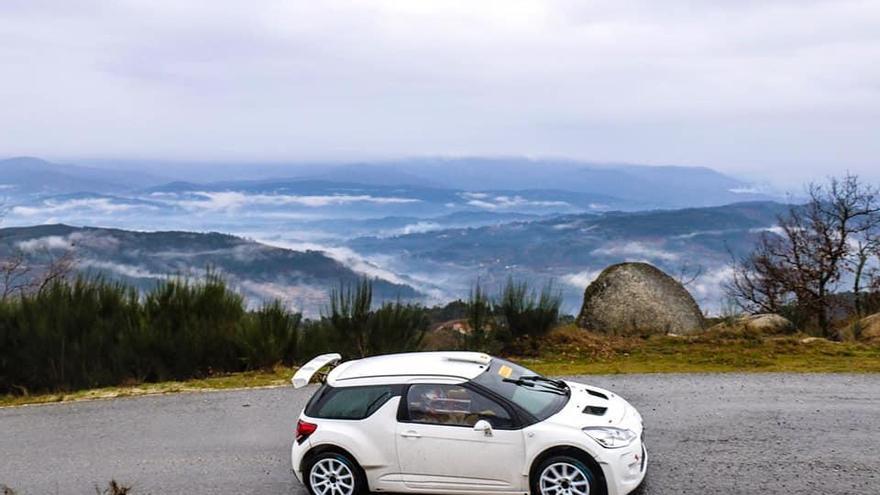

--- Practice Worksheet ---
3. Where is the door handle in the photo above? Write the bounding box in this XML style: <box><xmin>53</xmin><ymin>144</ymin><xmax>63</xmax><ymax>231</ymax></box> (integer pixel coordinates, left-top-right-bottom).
<box><xmin>400</xmin><ymin>430</ymin><xmax>421</xmax><ymax>438</ymax></box>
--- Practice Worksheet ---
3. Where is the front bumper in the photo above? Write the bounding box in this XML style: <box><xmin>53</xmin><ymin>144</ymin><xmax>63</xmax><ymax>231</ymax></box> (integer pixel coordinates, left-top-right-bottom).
<box><xmin>596</xmin><ymin>399</ymin><xmax>647</xmax><ymax>495</ymax></box>
<box><xmin>601</xmin><ymin>438</ymin><xmax>647</xmax><ymax>495</ymax></box>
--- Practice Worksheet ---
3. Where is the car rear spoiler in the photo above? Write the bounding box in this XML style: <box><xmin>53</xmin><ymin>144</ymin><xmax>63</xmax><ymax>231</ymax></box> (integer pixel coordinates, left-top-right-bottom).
<box><xmin>291</xmin><ymin>353</ymin><xmax>342</xmax><ymax>389</ymax></box>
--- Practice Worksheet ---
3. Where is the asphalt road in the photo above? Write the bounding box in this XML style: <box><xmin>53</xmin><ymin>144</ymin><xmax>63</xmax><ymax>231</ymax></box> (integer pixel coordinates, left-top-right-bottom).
<box><xmin>1</xmin><ymin>373</ymin><xmax>878</xmax><ymax>494</ymax></box>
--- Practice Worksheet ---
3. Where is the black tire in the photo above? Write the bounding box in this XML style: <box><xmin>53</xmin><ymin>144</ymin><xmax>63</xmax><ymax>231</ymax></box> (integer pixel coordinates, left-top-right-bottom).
<box><xmin>303</xmin><ymin>451</ymin><xmax>368</xmax><ymax>495</ymax></box>
<box><xmin>531</xmin><ymin>455</ymin><xmax>598</xmax><ymax>495</ymax></box>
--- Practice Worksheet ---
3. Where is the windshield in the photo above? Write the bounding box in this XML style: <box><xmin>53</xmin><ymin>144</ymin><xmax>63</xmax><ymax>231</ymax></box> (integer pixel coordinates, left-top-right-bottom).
<box><xmin>472</xmin><ymin>358</ymin><xmax>569</xmax><ymax>421</ymax></box>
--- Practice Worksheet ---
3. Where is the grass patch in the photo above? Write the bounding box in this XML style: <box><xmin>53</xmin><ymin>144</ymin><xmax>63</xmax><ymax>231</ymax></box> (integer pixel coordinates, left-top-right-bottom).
<box><xmin>0</xmin><ymin>365</ymin><xmax>296</xmax><ymax>408</ymax></box>
<box><xmin>519</xmin><ymin>324</ymin><xmax>880</xmax><ymax>375</ymax></box>
<box><xmin>4</xmin><ymin>325</ymin><xmax>880</xmax><ymax>408</ymax></box>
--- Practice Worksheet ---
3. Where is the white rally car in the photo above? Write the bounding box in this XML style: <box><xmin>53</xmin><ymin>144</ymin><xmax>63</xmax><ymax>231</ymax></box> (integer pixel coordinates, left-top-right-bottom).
<box><xmin>291</xmin><ymin>351</ymin><xmax>646</xmax><ymax>495</ymax></box>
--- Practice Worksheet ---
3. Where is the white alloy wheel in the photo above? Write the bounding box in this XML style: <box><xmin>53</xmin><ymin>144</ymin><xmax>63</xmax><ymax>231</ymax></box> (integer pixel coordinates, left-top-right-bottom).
<box><xmin>539</xmin><ymin>461</ymin><xmax>591</xmax><ymax>495</ymax></box>
<box><xmin>309</xmin><ymin>457</ymin><xmax>356</xmax><ymax>495</ymax></box>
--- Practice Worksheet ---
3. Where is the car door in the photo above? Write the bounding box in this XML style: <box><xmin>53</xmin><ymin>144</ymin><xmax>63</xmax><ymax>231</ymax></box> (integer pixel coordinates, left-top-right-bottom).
<box><xmin>395</xmin><ymin>383</ymin><xmax>526</xmax><ymax>492</ymax></box>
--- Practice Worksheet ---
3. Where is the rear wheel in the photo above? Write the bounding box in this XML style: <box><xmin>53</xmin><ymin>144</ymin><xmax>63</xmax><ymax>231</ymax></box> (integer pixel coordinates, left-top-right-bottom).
<box><xmin>304</xmin><ymin>451</ymin><xmax>367</xmax><ymax>495</ymax></box>
<box><xmin>532</xmin><ymin>455</ymin><xmax>596</xmax><ymax>495</ymax></box>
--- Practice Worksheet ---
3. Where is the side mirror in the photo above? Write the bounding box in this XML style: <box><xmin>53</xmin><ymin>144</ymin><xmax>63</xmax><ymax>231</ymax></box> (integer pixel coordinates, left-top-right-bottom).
<box><xmin>473</xmin><ymin>419</ymin><xmax>493</xmax><ymax>437</ymax></box>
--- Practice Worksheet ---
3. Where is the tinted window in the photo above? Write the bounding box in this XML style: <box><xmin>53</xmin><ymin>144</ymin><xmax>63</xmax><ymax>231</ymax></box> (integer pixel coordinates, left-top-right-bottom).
<box><xmin>471</xmin><ymin>359</ymin><xmax>569</xmax><ymax>421</ymax></box>
<box><xmin>305</xmin><ymin>385</ymin><xmax>394</xmax><ymax>420</ymax></box>
<box><xmin>405</xmin><ymin>384</ymin><xmax>514</xmax><ymax>428</ymax></box>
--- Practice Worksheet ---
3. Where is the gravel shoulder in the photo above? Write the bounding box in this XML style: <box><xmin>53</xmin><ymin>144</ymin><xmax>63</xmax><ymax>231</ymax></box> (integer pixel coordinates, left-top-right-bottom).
<box><xmin>1</xmin><ymin>373</ymin><xmax>878</xmax><ymax>494</ymax></box>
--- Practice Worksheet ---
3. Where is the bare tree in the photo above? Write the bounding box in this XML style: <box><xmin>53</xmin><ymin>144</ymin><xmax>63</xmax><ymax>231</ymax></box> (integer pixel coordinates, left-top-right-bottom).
<box><xmin>0</xmin><ymin>206</ymin><xmax>29</xmax><ymax>300</ymax></box>
<box><xmin>36</xmin><ymin>248</ymin><xmax>76</xmax><ymax>292</ymax></box>
<box><xmin>0</xmin><ymin>203</ymin><xmax>77</xmax><ymax>299</ymax></box>
<box><xmin>813</xmin><ymin>176</ymin><xmax>880</xmax><ymax>327</ymax></box>
<box><xmin>674</xmin><ymin>262</ymin><xmax>704</xmax><ymax>288</ymax></box>
<box><xmin>726</xmin><ymin>239</ymin><xmax>794</xmax><ymax>315</ymax></box>
<box><xmin>869</xmin><ymin>269</ymin><xmax>880</xmax><ymax>311</ymax></box>
<box><xmin>727</xmin><ymin>174</ymin><xmax>880</xmax><ymax>336</ymax></box>
<box><xmin>847</xmin><ymin>207</ymin><xmax>880</xmax><ymax>317</ymax></box>
<box><xmin>0</xmin><ymin>251</ymin><xmax>34</xmax><ymax>300</ymax></box>
<box><xmin>0</xmin><ymin>248</ymin><xmax>76</xmax><ymax>300</ymax></box>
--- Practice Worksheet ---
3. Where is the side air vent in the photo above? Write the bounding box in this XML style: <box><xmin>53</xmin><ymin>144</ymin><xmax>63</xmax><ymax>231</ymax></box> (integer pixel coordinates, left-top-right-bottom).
<box><xmin>586</xmin><ymin>389</ymin><xmax>609</xmax><ymax>400</ymax></box>
<box><xmin>583</xmin><ymin>405</ymin><xmax>608</xmax><ymax>416</ymax></box>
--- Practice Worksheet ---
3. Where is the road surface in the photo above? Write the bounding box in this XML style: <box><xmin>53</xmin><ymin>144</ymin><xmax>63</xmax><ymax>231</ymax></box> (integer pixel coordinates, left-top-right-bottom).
<box><xmin>1</xmin><ymin>373</ymin><xmax>878</xmax><ymax>494</ymax></box>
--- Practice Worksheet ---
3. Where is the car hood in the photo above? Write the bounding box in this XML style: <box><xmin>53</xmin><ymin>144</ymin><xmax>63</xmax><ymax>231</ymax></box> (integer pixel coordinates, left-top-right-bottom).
<box><xmin>545</xmin><ymin>380</ymin><xmax>643</xmax><ymax>430</ymax></box>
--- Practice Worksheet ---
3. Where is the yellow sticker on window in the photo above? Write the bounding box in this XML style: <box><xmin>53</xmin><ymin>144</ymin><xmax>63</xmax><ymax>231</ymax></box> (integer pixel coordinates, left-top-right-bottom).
<box><xmin>498</xmin><ymin>365</ymin><xmax>513</xmax><ymax>378</ymax></box>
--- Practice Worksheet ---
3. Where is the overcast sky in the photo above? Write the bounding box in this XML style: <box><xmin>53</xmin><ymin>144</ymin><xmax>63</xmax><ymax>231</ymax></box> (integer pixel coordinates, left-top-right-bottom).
<box><xmin>1</xmin><ymin>0</ymin><xmax>878</xmax><ymax>186</ymax></box>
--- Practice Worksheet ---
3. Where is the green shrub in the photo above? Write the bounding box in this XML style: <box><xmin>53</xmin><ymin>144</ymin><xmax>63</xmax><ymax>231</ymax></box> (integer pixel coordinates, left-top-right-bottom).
<box><xmin>0</xmin><ymin>277</ymin><xmax>141</xmax><ymax>393</ymax></box>
<box><xmin>0</xmin><ymin>272</ymin><xmax>314</xmax><ymax>395</ymax></box>
<box><xmin>296</xmin><ymin>319</ymin><xmax>338</xmax><ymax>360</ymax></box>
<box><xmin>326</xmin><ymin>279</ymin><xmax>374</xmax><ymax>357</ymax></box>
<box><xmin>461</xmin><ymin>283</ymin><xmax>496</xmax><ymax>352</ymax></box>
<box><xmin>142</xmin><ymin>273</ymin><xmax>245</xmax><ymax>380</ymax></box>
<box><xmin>323</xmin><ymin>278</ymin><xmax>428</xmax><ymax>358</ymax></box>
<box><xmin>367</xmin><ymin>301</ymin><xmax>428</xmax><ymax>354</ymax></box>
<box><xmin>496</xmin><ymin>278</ymin><xmax>562</xmax><ymax>340</ymax></box>
<box><xmin>238</xmin><ymin>300</ymin><xmax>301</xmax><ymax>369</ymax></box>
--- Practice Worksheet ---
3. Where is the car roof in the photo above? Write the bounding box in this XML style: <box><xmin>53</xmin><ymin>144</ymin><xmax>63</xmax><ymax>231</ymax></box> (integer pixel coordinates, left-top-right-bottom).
<box><xmin>326</xmin><ymin>351</ymin><xmax>492</xmax><ymax>387</ymax></box>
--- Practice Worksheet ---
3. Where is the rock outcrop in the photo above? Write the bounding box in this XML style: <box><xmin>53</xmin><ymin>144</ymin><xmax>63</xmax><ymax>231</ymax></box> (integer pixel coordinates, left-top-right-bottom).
<box><xmin>577</xmin><ymin>262</ymin><xmax>704</xmax><ymax>335</ymax></box>
<box><xmin>709</xmin><ymin>313</ymin><xmax>796</xmax><ymax>334</ymax></box>
<box><xmin>856</xmin><ymin>313</ymin><xmax>880</xmax><ymax>344</ymax></box>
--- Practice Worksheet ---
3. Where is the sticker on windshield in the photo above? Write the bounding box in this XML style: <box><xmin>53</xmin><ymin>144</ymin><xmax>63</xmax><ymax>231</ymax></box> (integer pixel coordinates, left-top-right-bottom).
<box><xmin>498</xmin><ymin>365</ymin><xmax>513</xmax><ymax>378</ymax></box>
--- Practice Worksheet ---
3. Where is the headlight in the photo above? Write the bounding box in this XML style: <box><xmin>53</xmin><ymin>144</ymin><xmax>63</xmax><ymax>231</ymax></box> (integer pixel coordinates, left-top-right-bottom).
<box><xmin>583</xmin><ymin>426</ymin><xmax>638</xmax><ymax>449</ymax></box>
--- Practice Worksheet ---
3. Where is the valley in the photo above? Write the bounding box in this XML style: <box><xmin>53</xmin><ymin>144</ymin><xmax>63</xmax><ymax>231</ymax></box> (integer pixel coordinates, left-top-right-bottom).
<box><xmin>0</xmin><ymin>156</ymin><xmax>788</xmax><ymax>314</ymax></box>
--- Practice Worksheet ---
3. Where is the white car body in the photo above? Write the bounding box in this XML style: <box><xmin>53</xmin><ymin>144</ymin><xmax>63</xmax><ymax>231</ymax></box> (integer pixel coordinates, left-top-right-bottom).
<box><xmin>291</xmin><ymin>352</ymin><xmax>647</xmax><ymax>495</ymax></box>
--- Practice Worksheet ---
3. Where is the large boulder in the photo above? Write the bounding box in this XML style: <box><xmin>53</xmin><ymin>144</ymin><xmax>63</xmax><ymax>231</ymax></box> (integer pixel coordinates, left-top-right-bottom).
<box><xmin>856</xmin><ymin>313</ymin><xmax>880</xmax><ymax>344</ymax></box>
<box><xmin>708</xmin><ymin>313</ymin><xmax>796</xmax><ymax>335</ymax></box>
<box><xmin>740</xmin><ymin>314</ymin><xmax>795</xmax><ymax>333</ymax></box>
<box><xmin>577</xmin><ymin>262</ymin><xmax>704</xmax><ymax>335</ymax></box>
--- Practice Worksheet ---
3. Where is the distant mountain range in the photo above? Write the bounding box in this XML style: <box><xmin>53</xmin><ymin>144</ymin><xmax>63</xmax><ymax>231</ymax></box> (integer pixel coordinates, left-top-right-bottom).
<box><xmin>0</xmin><ymin>156</ymin><xmax>166</xmax><ymax>195</ymax></box>
<box><xmin>332</xmin><ymin>158</ymin><xmax>770</xmax><ymax>207</ymax></box>
<box><xmin>0</xmin><ymin>155</ymin><xmax>791</xmax><ymax>314</ymax></box>
<box><xmin>0</xmin><ymin>203</ymin><xmax>790</xmax><ymax>314</ymax></box>
<box><xmin>346</xmin><ymin>201</ymin><xmax>792</xmax><ymax>312</ymax></box>
<box><xmin>0</xmin><ymin>224</ymin><xmax>417</xmax><ymax>314</ymax></box>
<box><xmin>1</xmin><ymin>156</ymin><xmax>775</xmax><ymax>209</ymax></box>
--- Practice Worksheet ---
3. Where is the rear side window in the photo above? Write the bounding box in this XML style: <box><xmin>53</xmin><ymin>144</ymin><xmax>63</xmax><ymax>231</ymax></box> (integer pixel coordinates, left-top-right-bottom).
<box><xmin>305</xmin><ymin>385</ymin><xmax>396</xmax><ymax>420</ymax></box>
<box><xmin>404</xmin><ymin>384</ymin><xmax>515</xmax><ymax>429</ymax></box>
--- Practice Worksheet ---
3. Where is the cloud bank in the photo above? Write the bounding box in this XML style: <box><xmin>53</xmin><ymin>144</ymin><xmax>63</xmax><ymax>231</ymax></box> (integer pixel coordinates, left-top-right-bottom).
<box><xmin>0</xmin><ymin>1</ymin><xmax>878</xmax><ymax>185</ymax></box>
<box><xmin>11</xmin><ymin>198</ymin><xmax>154</xmax><ymax>217</ymax></box>
<box><xmin>159</xmin><ymin>192</ymin><xmax>420</xmax><ymax>212</ymax></box>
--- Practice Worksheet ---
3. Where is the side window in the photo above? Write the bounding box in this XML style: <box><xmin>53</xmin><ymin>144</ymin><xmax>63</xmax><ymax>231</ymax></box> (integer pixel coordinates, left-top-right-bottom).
<box><xmin>405</xmin><ymin>384</ymin><xmax>514</xmax><ymax>429</ymax></box>
<box><xmin>306</xmin><ymin>385</ymin><xmax>394</xmax><ymax>420</ymax></box>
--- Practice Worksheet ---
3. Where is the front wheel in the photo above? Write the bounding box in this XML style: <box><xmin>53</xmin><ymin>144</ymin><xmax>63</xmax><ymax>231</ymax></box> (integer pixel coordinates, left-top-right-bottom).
<box><xmin>532</xmin><ymin>455</ymin><xmax>597</xmax><ymax>495</ymax></box>
<box><xmin>304</xmin><ymin>451</ymin><xmax>367</xmax><ymax>495</ymax></box>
